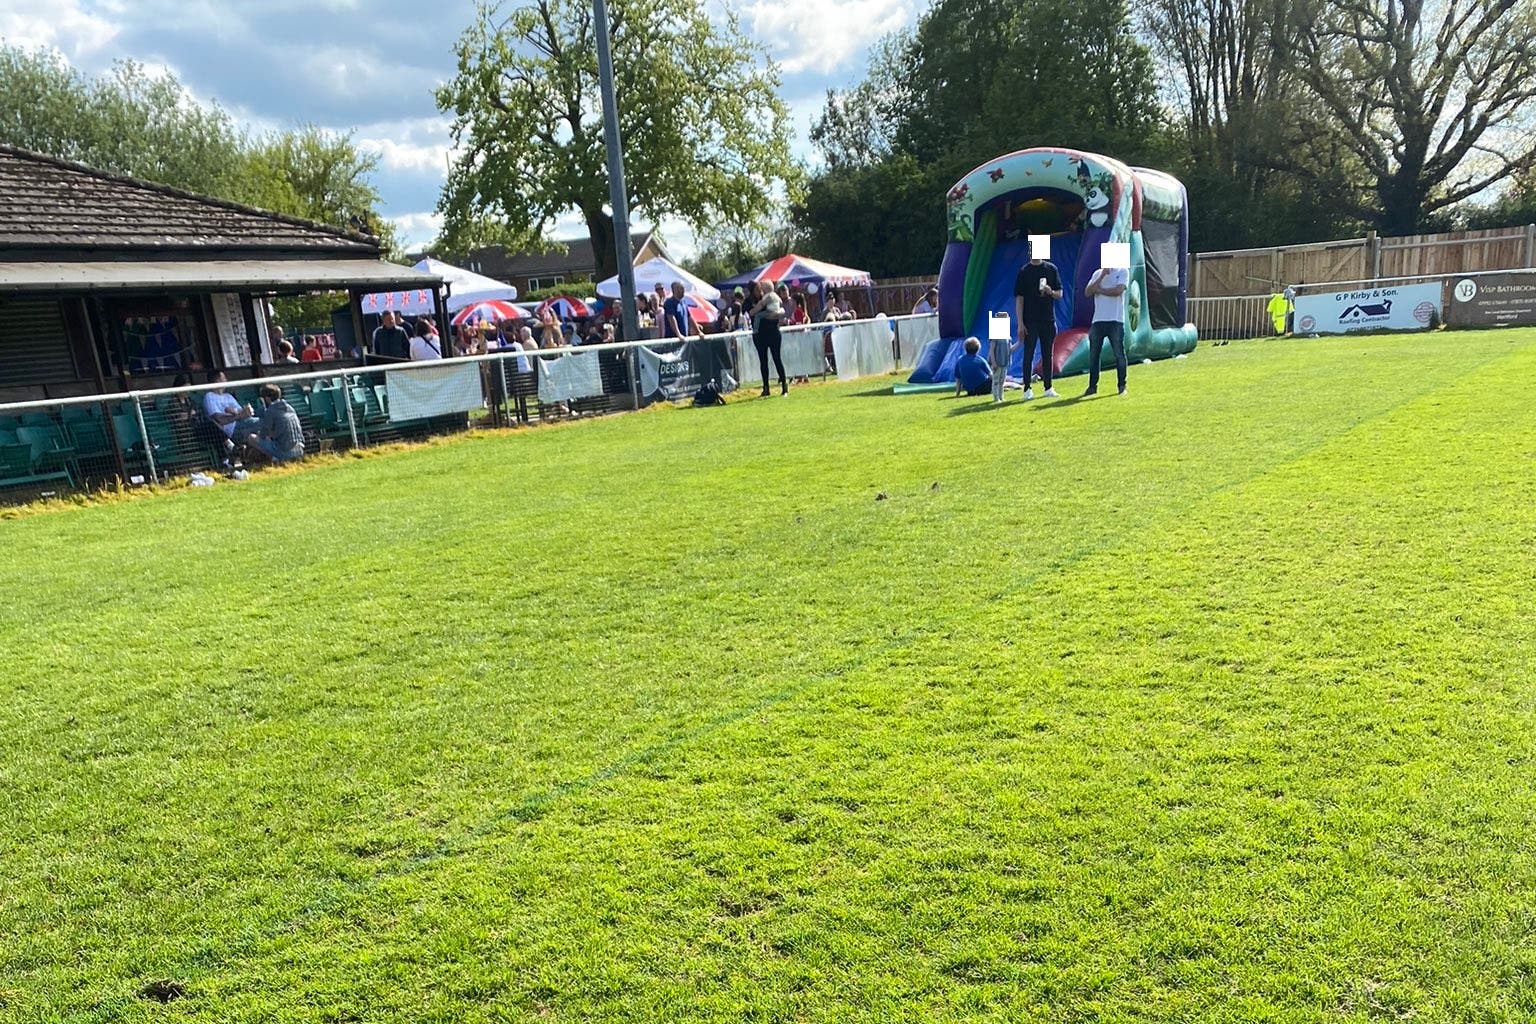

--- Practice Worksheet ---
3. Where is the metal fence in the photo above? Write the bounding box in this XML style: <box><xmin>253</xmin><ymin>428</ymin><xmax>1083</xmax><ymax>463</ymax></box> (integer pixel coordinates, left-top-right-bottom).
<box><xmin>0</xmin><ymin>314</ymin><xmax>941</xmax><ymax>505</ymax></box>
<box><xmin>1187</xmin><ymin>295</ymin><xmax>1276</xmax><ymax>341</ymax></box>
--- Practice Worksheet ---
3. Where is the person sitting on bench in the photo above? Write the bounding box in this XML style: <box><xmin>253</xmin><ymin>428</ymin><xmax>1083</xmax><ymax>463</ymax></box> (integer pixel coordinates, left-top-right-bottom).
<box><xmin>242</xmin><ymin>384</ymin><xmax>305</xmax><ymax>463</ymax></box>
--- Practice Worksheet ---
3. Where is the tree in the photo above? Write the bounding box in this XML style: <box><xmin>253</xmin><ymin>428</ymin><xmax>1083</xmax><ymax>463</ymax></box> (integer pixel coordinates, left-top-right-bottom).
<box><xmin>0</xmin><ymin>47</ymin><xmax>397</xmax><ymax>251</ymax></box>
<box><xmin>808</xmin><ymin>31</ymin><xmax>910</xmax><ymax>171</ymax></box>
<box><xmin>1461</xmin><ymin>165</ymin><xmax>1536</xmax><ymax>227</ymax></box>
<box><xmin>0</xmin><ymin>48</ymin><xmax>247</xmax><ymax>199</ymax></box>
<box><xmin>686</xmin><ymin>221</ymin><xmax>800</xmax><ymax>283</ymax></box>
<box><xmin>795</xmin><ymin>156</ymin><xmax>948</xmax><ymax>277</ymax></box>
<box><xmin>798</xmin><ymin>0</ymin><xmax>1167</xmax><ymax>274</ymax></box>
<box><xmin>1289</xmin><ymin>0</ymin><xmax>1536</xmax><ymax>234</ymax></box>
<box><xmin>436</xmin><ymin>0</ymin><xmax>801</xmax><ymax>281</ymax></box>
<box><xmin>1140</xmin><ymin>0</ymin><xmax>1363</xmax><ymax>248</ymax></box>
<box><xmin>245</xmin><ymin>126</ymin><xmax>398</xmax><ymax>257</ymax></box>
<box><xmin>1141</xmin><ymin>0</ymin><xmax>1304</xmax><ymax>171</ymax></box>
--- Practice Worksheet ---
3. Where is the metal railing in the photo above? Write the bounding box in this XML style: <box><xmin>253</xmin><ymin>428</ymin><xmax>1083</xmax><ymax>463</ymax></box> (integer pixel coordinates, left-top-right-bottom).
<box><xmin>1187</xmin><ymin>295</ymin><xmax>1277</xmax><ymax>341</ymax></box>
<box><xmin>0</xmin><ymin>314</ymin><xmax>940</xmax><ymax>504</ymax></box>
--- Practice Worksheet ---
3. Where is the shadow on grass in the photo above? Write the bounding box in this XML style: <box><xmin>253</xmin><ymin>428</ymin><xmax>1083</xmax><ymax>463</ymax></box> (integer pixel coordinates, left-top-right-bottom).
<box><xmin>842</xmin><ymin>386</ymin><xmax>898</xmax><ymax>398</ymax></box>
<box><xmin>947</xmin><ymin>398</ymin><xmax>1017</xmax><ymax>417</ymax></box>
<box><xmin>1029</xmin><ymin>392</ymin><xmax>1099</xmax><ymax>411</ymax></box>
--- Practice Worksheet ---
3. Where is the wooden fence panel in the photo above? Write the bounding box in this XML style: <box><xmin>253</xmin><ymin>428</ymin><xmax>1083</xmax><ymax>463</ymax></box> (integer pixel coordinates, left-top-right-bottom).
<box><xmin>869</xmin><ymin>275</ymin><xmax>938</xmax><ymax>318</ymax></box>
<box><xmin>1195</xmin><ymin>239</ymin><xmax>1368</xmax><ymax>297</ymax></box>
<box><xmin>1379</xmin><ymin>226</ymin><xmax>1531</xmax><ymax>278</ymax></box>
<box><xmin>1194</xmin><ymin>224</ymin><xmax>1536</xmax><ymax>297</ymax></box>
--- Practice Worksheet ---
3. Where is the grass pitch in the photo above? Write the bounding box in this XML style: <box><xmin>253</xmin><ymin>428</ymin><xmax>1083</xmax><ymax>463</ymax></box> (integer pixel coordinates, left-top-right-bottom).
<box><xmin>3</xmin><ymin>329</ymin><xmax>1536</xmax><ymax>1022</ymax></box>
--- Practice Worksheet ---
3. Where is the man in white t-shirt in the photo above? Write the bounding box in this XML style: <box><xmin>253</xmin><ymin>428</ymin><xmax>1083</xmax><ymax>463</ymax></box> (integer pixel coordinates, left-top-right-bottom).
<box><xmin>1082</xmin><ymin>264</ymin><xmax>1130</xmax><ymax>396</ymax></box>
<box><xmin>201</xmin><ymin>371</ymin><xmax>262</xmax><ymax>439</ymax></box>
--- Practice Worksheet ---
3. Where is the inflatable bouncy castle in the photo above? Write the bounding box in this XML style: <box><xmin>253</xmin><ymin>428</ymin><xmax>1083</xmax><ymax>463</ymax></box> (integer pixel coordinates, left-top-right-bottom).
<box><xmin>908</xmin><ymin>148</ymin><xmax>1198</xmax><ymax>385</ymax></box>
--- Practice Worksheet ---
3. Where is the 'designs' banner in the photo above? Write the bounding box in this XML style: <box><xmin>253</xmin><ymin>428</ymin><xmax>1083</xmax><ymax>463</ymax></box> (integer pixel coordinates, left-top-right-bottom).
<box><xmin>1445</xmin><ymin>274</ymin><xmax>1536</xmax><ymax>328</ymax></box>
<box><xmin>638</xmin><ymin>338</ymin><xmax>735</xmax><ymax>404</ymax></box>
<box><xmin>1294</xmin><ymin>282</ymin><xmax>1441</xmax><ymax>335</ymax></box>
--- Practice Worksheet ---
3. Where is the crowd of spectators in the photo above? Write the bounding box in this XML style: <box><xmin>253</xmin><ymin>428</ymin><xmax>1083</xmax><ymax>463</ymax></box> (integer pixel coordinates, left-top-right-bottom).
<box><xmin>277</xmin><ymin>281</ymin><xmax>940</xmax><ymax>372</ymax></box>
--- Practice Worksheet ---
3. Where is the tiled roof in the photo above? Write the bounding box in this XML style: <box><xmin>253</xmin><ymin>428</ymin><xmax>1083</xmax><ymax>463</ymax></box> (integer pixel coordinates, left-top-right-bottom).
<box><xmin>0</xmin><ymin>146</ymin><xmax>381</xmax><ymax>258</ymax></box>
<box><xmin>475</xmin><ymin>230</ymin><xmax>661</xmax><ymax>277</ymax></box>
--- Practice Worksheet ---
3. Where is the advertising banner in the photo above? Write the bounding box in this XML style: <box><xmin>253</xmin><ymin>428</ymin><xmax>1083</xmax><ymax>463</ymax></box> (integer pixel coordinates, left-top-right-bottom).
<box><xmin>1444</xmin><ymin>274</ymin><xmax>1536</xmax><ymax>328</ymax></box>
<box><xmin>1294</xmin><ymin>282</ymin><xmax>1441</xmax><ymax>335</ymax></box>
<box><xmin>638</xmin><ymin>338</ymin><xmax>735</xmax><ymax>404</ymax></box>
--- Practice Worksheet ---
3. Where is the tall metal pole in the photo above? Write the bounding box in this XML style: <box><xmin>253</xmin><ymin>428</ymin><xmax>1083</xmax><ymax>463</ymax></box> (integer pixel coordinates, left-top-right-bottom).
<box><xmin>593</xmin><ymin>0</ymin><xmax>640</xmax><ymax>346</ymax></box>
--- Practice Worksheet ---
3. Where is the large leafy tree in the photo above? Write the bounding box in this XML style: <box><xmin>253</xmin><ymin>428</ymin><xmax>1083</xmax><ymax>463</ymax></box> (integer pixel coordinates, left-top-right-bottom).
<box><xmin>1140</xmin><ymin>0</ymin><xmax>1362</xmax><ymax>248</ymax></box>
<box><xmin>0</xmin><ymin>48</ymin><xmax>247</xmax><ymax>199</ymax></box>
<box><xmin>0</xmin><ymin>47</ymin><xmax>395</xmax><ymax>252</ymax></box>
<box><xmin>436</xmin><ymin>0</ymin><xmax>799</xmax><ymax>280</ymax></box>
<box><xmin>1288</xmin><ymin>0</ymin><xmax>1536</xmax><ymax>235</ymax></box>
<box><xmin>794</xmin><ymin>156</ymin><xmax>948</xmax><ymax>278</ymax></box>
<box><xmin>245</xmin><ymin>125</ymin><xmax>397</xmax><ymax>254</ymax></box>
<box><xmin>800</xmin><ymin>0</ymin><xmax>1165</xmax><ymax>275</ymax></box>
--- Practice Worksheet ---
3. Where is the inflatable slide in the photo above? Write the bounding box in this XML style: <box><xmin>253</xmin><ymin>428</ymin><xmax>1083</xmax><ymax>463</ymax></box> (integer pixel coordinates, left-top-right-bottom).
<box><xmin>908</xmin><ymin>147</ymin><xmax>1198</xmax><ymax>386</ymax></box>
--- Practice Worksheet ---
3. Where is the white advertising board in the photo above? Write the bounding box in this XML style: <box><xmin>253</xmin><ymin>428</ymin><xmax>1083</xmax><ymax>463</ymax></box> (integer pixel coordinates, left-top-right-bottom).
<box><xmin>1293</xmin><ymin>282</ymin><xmax>1441</xmax><ymax>335</ymax></box>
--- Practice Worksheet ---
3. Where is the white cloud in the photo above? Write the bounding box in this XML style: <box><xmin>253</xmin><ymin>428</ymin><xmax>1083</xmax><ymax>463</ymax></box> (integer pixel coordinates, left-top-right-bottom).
<box><xmin>0</xmin><ymin>0</ymin><xmax>122</xmax><ymax>59</ymax></box>
<box><xmin>655</xmin><ymin>217</ymin><xmax>698</xmax><ymax>260</ymax></box>
<box><xmin>742</xmin><ymin>0</ymin><xmax>915</xmax><ymax>75</ymax></box>
<box><xmin>298</xmin><ymin>44</ymin><xmax>433</xmax><ymax>103</ymax></box>
<box><xmin>357</xmin><ymin>132</ymin><xmax>448</xmax><ymax>174</ymax></box>
<box><xmin>390</xmin><ymin>211</ymin><xmax>444</xmax><ymax>249</ymax></box>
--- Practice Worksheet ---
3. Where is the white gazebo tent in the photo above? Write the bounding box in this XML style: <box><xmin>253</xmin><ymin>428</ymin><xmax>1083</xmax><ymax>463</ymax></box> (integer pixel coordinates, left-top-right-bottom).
<box><xmin>597</xmin><ymin>256</ymin><xmax>720</xmax><ymax>302</ymax></box>
<box><xmin>362</xmin><ymin>257</ymin><xmax>519</xmax><ymax>315</ymax></box>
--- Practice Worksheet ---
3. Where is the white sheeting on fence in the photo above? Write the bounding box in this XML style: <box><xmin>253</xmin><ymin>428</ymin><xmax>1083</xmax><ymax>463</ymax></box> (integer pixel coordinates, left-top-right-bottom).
<box><xmin>385</xmin><ymin>362</ymin><xmax>483</xmax><ymax>422</ymax></box>
<box><xmin>536</xmin><ymin>351</ymin><xmax>604</xmax><ymax>404</ymax></box>
<box><xmin>896</xmin><ymin>314</ymin><xmax>940</xmax><ymax>366</ymax></box>
<box><xmin>831</xmin><ymin>318</ymin><xmax>897</xmax><ymax>381</ymax></box>
<box><xmin>733</xmin><ymin>328</ymin><xmax>826</xmax><ymax>383</ymax></box>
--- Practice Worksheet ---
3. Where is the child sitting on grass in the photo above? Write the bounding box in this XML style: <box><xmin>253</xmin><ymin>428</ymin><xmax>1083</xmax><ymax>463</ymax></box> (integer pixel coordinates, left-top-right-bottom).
<box><xmin>954</xmin><ymin>336</ymin><xmax>994</xmax><ymax>398</ymax></box>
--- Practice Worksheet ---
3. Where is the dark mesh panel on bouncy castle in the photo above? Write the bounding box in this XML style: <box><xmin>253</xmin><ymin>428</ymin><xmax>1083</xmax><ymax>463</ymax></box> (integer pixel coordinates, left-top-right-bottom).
<box><xmin>1142</xmin><ymin>217</ymin><xmax>1181</xmax><ymax>331</ymax></box>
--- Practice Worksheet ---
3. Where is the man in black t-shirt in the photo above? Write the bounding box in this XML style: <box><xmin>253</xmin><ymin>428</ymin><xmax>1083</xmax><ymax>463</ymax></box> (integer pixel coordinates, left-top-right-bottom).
<box><xmin>1013</xmin><ymin>256</ymin><xmax>1064</xmax><ymax>399</ymax></box>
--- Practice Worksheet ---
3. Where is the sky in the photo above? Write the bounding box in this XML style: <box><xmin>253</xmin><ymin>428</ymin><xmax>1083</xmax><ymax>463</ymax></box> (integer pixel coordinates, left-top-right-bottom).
<box><xmin>0</xmin><ymin>0</ymin><xmax>923</xmax><ymax>257</ymax></box>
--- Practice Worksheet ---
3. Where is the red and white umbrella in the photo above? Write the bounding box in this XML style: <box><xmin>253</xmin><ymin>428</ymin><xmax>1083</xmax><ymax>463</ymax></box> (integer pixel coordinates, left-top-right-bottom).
<box><xmin>451</xmin><ymin>300</ymin><xmax>523</xmax><ymax>326</ymax></box>
<box><xmin>535</xmin><ymin>295</ymin><xmax>591</xmax><ymax>320</ymax></box>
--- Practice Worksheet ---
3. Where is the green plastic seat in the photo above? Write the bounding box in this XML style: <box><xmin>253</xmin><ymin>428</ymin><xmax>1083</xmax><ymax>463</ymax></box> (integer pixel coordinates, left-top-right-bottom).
<box><xmin>16</xmin><ymin>425</ymin><xmax>78</xmax><ymax>485</ymax></box>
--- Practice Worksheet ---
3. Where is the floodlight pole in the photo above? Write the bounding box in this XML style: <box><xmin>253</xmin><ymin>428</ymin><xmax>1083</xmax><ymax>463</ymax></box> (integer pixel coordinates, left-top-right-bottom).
<box><xmin>593</xmin><ymin>0</ymin><xmax>640</xmax><ymax>349</ymax></box>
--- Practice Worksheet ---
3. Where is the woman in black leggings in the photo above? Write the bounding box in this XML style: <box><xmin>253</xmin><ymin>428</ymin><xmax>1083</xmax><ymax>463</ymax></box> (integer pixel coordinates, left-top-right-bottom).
<box><xmin>750</xmin><ymin>278</ymin><xmax>787</xmax><ymax>395</ymax></box>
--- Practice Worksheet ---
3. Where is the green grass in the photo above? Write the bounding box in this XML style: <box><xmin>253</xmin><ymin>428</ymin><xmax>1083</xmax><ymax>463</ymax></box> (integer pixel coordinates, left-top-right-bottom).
<box><xmin>4</xmin><ymin>329</ymin><xmax>1536</xmax><ymax>1022</ymax></box>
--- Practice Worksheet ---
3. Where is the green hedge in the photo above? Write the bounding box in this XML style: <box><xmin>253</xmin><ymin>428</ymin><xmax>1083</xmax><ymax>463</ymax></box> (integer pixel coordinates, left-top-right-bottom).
<box><xmin>521</xmin><ymin>279</ymin><xmax>596</xmax><ymax>303</ymax></box>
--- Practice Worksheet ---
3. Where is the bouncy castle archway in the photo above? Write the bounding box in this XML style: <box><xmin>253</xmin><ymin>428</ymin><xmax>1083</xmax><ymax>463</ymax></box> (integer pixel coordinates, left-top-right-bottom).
<box><xmin>908</xmin><ymin>147</ymin><xmax>1199</xmax><ymax>384</ymax></box>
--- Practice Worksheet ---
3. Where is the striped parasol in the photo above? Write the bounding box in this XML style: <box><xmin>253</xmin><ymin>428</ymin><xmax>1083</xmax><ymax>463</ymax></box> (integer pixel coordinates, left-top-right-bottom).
<box><xmin>535</xmin><ymin>295</ymin><xmax>591</xmax><ymax>320</ymax></box>
<box><xmin>451</xmin><ymin>300</ymin><xmax>524</xmax><ymax>326</ymax></box>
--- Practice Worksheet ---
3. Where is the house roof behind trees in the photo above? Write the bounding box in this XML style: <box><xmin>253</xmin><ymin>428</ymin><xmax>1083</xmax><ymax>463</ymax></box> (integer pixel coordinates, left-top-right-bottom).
<box><xmin>0</xmin><ymin>145</ymin><xmax>381</xmax><ymax>259</ymax></box>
